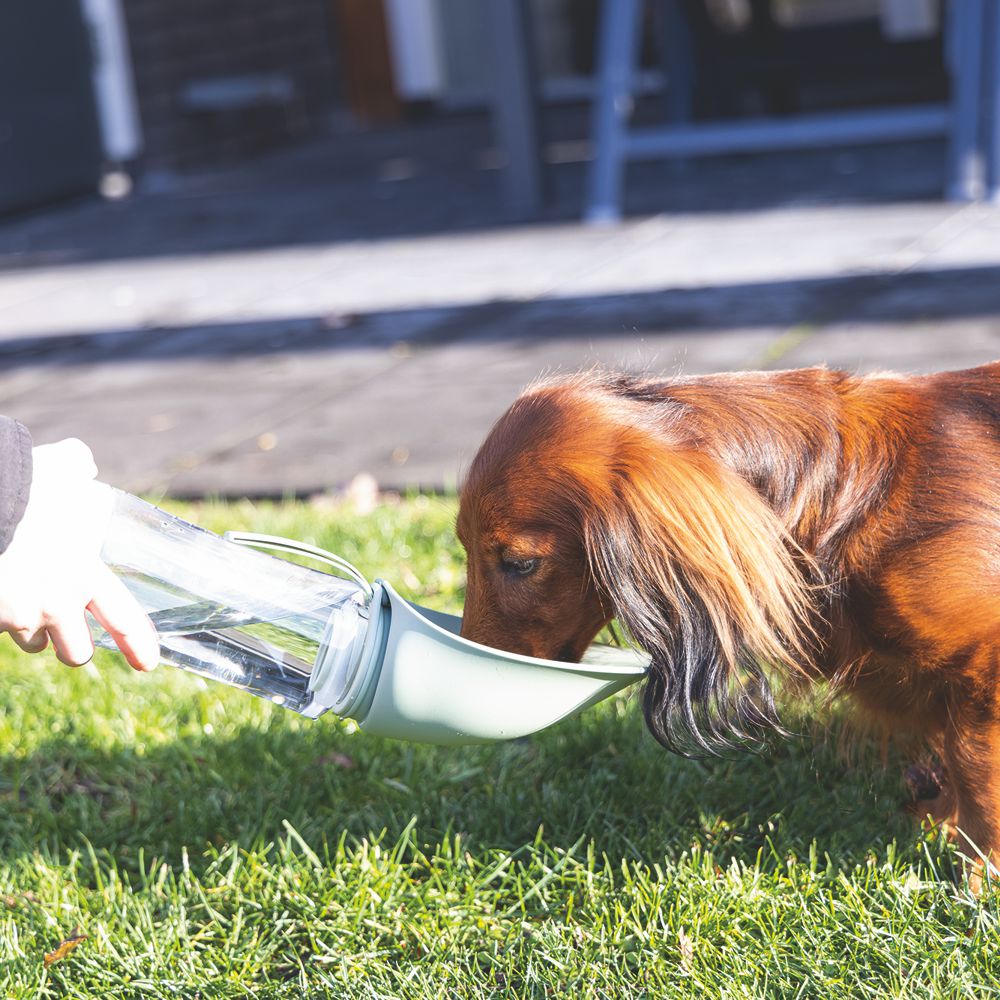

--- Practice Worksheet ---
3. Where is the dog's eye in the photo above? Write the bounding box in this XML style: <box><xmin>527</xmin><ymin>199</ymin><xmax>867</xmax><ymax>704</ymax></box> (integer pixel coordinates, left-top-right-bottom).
<box><xmin>502</xmin><ymin>557</ymin><xmax>538</xmax><ymax>577</ymax></box>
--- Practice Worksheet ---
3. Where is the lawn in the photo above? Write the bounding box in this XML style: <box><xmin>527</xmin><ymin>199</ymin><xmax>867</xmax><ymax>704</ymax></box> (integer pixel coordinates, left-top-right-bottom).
<box><xmin>1</xmin><ymin>495</ymin><xmax>998</xmax><ymax>998</ymax></box>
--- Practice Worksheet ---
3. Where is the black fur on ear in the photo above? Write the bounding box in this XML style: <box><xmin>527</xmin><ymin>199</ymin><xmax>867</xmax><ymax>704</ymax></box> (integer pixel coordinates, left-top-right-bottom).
<box><xmin>580</xmin><ymin>439</ymin><xmax>818</xmax><ymax>757</ymax></box>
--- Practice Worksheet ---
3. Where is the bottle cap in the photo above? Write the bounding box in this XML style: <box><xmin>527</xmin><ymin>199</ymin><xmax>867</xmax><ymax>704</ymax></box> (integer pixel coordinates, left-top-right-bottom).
<box><xmin>306</xmin><ymin>582</ymin><xmax>388</xmax><ymax>719</ymax></box>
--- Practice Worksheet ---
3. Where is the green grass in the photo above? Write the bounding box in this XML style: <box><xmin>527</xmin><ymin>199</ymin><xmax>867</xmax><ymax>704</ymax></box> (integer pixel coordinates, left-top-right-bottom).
<box><xmin>1</xmin><ymin>495</ymin><xmax>999</xmax><ymax>998</ymax></box>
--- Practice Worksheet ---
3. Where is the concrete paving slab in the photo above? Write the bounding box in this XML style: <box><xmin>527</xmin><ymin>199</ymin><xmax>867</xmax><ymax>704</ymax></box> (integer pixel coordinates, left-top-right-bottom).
<box><xmin>554</xmin><ymin>204</ymin><xmax>964</xmax><ymax>296</ymax></box>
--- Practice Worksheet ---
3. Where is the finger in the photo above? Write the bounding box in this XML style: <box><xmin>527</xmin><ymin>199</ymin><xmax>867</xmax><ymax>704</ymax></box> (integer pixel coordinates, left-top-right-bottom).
<box><xmin>45</xmin><ymin>608</ymin><xmax>96</xmax><ymax>667</ymax></box>
<box><xmin>8</xmin><ymin>626</ymin><xmax>49</xmax><ymax>655</ymax></box>
<box><xmin>33</xmin><ymin>438</ymin><xmax>98</xmax><ymax>482</ymax></box>
<box><xmin>87</xmin><ymin>563</ymin><xmax>160</xmax><ymax>672</ymax></box>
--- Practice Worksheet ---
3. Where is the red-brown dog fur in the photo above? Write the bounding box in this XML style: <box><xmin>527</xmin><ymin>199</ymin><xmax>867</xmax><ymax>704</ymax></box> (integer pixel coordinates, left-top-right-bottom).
<box><xmin>457</xmin><ymin>363</ymin><xmax>1000</xmax><ymax>882</ymax></box>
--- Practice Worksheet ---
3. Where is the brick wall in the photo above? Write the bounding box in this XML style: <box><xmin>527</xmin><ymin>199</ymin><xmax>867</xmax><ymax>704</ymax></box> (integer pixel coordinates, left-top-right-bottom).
<box><xmin>123</xmin><ymin>0</ymin><xmax>340</xmax><ymax>172</ymax></box>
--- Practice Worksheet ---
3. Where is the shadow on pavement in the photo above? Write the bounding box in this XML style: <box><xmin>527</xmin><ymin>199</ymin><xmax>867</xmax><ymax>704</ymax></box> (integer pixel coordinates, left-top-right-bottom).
<box><xmin>3</xmin><ymin>263</ymin><xmax>999</xmax><ymax>372</ymax></box>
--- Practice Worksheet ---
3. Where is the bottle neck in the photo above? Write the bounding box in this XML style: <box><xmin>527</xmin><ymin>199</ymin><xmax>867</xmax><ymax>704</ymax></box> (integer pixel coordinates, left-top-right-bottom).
<box><xmin>306</xmin><ymin>581</ymin><xmax>389</xmax><ymax>720</ymax></box>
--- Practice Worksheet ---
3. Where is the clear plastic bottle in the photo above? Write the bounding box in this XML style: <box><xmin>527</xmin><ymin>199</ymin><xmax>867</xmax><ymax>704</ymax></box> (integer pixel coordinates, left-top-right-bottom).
<box><xmin>91</xmin><ymin>487</ymin><xmax>382</xmax><ymax>718</ymax></box>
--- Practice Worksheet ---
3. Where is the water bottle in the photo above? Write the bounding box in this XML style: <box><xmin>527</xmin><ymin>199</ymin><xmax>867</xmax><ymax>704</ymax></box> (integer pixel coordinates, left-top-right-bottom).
<box><xmin>91</xmin><ymin>486</ymin><xmax>385</xmax><ymax>720</ymax></box>
<box><xmin>89</xmin><ymin>486</ymin><xmax>648</xmax><ymax>744</ymax></box>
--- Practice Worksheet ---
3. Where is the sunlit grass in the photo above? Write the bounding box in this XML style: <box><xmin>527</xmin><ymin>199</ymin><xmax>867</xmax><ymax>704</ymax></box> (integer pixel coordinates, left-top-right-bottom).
<box><xmin>1</xmin><ymin>496</ymin><xmax>998</xmax><ymax>997</ymax></box>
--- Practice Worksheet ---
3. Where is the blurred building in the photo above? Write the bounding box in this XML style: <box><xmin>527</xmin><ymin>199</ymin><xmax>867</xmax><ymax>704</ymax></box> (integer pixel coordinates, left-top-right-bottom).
<box><xmin>0</xmin><ymin>0</ymin><xmax>947</xmax><ymax>214</ymax></box>
<box><xmin>124</xmin><ymin>0</ymin><xmax>339</xmax><ymax>173</ymax></box>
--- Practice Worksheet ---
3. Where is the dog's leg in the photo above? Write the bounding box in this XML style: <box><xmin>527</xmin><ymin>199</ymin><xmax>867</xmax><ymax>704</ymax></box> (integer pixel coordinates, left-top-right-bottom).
<box><xmin>938</xmin><ymin>695</ymin><xmax>1000</xmax><ymax>894</ymax></box>
<box><xmin>877</xmin><ymin>541</ymin><xmax>1000</xmax><ymax>890</ymax></box>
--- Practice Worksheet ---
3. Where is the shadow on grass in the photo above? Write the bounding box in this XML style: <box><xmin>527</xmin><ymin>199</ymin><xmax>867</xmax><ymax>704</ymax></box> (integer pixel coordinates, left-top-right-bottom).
<box><xmin>0</xmin><ymin>689</ymin><xmax>933</xmax><ymax>882</ymax></box>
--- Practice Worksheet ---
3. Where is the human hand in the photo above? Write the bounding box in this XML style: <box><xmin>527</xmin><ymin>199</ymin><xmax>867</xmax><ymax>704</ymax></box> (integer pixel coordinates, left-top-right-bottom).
<box><xmin>0</xmin><ymin>438</ymin><xmax>160</xmax><ymax>671</ymax></box>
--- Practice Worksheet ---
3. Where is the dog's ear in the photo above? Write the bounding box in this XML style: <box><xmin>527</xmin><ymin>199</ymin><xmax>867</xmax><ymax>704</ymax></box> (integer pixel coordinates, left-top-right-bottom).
<box><xmin>580</xmin><ymin>437</ymin><xmax>817</xmax><ymax>755</ymax></box>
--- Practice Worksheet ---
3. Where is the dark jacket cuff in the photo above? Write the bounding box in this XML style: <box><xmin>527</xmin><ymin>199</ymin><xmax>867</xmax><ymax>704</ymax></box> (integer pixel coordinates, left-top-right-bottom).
<box><xmin>0</xmin><ymin>417</ymin><xmax>32</xmax><ymax>554</ymax></box>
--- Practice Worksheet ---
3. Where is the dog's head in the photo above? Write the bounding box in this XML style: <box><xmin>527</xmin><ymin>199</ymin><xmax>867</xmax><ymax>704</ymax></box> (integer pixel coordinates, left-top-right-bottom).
<box><xmin>458</xmin><ymin>374</ymin><xmax>817</xmax><ymax>754</ymax></box>
<box><xmin>456</xmin><ymin>380</ymin><xmax>618</xmax><ymax>664</ymax></box>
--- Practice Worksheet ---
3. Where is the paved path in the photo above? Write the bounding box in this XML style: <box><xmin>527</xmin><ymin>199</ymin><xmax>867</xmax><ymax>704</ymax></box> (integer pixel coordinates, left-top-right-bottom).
<box><xmin>1</xmin><ymin>130</ymin><xmax>1000</xmax><ymax>497</ymax></box>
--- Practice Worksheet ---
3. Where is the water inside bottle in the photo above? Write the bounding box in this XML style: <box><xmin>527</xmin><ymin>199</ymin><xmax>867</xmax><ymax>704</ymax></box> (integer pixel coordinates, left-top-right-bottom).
<box><xmin>92</xmin><ymin>568</ymin><xmax>363</xmax><ymax>716</ymax></box>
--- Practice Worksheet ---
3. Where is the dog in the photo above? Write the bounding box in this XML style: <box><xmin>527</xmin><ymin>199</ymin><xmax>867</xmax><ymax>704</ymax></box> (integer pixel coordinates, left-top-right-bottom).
<box><xmin>457</xmin><ymin>363</ymin><xmax>1000</xmax><ymax>884</ymax></box>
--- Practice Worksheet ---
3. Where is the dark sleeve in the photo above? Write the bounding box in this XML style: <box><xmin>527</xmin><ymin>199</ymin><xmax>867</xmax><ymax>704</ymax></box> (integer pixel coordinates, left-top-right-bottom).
<box><xmin>0</xmin><ymin>417</ymin><xmax>32</xmax><ymax>554</ymax></box>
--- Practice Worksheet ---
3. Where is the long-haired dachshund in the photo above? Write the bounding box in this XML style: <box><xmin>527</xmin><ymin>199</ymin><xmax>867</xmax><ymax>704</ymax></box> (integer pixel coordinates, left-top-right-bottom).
<box><xmin>457</xmin><ymin>362</ymin><xmax>1000</xmax><ymax>882</ymax></box>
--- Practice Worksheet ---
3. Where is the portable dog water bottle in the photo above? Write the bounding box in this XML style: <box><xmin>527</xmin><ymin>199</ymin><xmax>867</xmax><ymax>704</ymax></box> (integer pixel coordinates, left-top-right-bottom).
<box><xmin>90</xmin><ymin>487</ymin><xmax>648</xmax><ymax>744</ymax></box>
